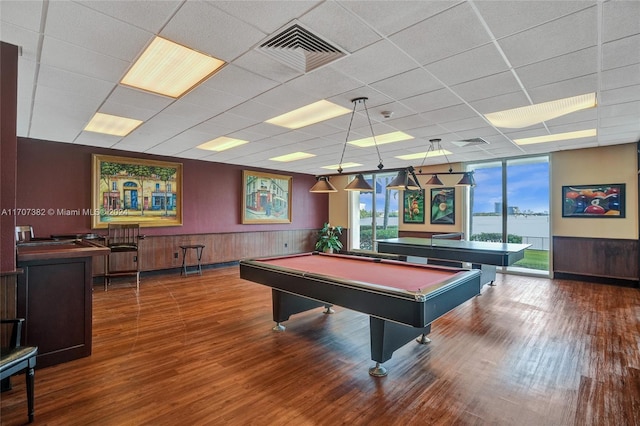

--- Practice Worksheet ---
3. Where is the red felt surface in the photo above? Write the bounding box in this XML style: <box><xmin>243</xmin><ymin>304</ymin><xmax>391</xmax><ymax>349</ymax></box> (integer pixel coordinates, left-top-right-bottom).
<box><xmin>257</xmin><ymin>253</ymin><xmax>462</xmax><ymax>292</ymax></box>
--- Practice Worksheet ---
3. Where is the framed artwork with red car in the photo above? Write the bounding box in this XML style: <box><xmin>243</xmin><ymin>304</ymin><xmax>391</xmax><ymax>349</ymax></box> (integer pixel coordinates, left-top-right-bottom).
<box><xmin>562</xmin><ymin>184</ymin><xmax>625</xmax><ymax>218</ymax></box>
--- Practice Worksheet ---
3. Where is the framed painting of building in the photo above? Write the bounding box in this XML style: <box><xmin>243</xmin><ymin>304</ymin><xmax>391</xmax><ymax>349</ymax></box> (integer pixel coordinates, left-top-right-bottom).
<box><xmin>91</xmin><ymin>154</ymin><xmax>183</xmax><ymax>228</ymax></box>
<box><xmin>430</xmin><ymin>187</ymin><xmax>455</xmax><ymax>225</ymax></box>
<box><xmin>242</xmin><ymin>170</ymin><xmax>292</xmax><ymax>224</ymax></box>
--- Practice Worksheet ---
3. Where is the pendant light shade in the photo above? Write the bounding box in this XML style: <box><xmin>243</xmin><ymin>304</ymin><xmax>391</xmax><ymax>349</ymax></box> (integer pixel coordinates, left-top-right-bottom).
<box><xmin>456</xmin><ymin>172</ymin><xmax>475</xmax><ymax>186</ymax></box>
<box><xmin>309</xmin><ymin>176</ymin><xmax>338</xmax><ymax>193</ymax></box>
<box><xmin>425</xmin><ymin>174</ymin><xmax>444</xmax><ymax>186</ymax></box>
<box><xmin>344</xmin><ymin>174</ymin><xmax>373</xmax><ymax>192</ymax></box>
<box><xmin>386</xmin><ymin>169</ymin><xmax>420</xmax><ymax>191</ymax></box>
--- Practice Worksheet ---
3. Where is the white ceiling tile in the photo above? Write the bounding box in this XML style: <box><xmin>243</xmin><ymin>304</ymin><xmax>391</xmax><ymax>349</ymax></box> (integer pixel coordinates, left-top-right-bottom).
<box><xmin>527</xmin><ymin>74</ymin><xmax>598</xmax><ymax>104</ymax></box>
<box><xmin>179</xmin><ymin>84</ymin><xmax>246</xmax><ymax>117</ymax></box>
<box><xmin>516</xmin><ymin>47</ymin><xmax>597</xmax><ymax>90</ymax></box>
<box><xmin>252</xmin><ymin>85</ymin><xmax>319</xmax><ymax>114</ymax></box>
<box><xmin>402</xmin><ymin>89</ymin><xmax>463</xmax><ymax>114</ymax></box>
<box><xmin>389</xmin><ymin>2</ymin><xmax>492</xmax><ymax>65</ymax></box>
<box><xmin>426</xmin><ymin>43</ymin><xmax>509</xmax><ymax>86</ymax></box>
<box><xmin>45</xmin><ymin>1</ymin><xmax>152</xmax><ymax>61</ymax></box>
<box><xmin>152</xmin><ymin>105</ymin><xmax>213</xmax><ymax>130</ymax></box>
<box><xmin>233</xmin><ymin>50</ymin><xmax>303</xmax><ymax>84</ymax></box>
<box><xmin>74</xmin><ymin>131</ymin><xmax>121</xmax><ymax>148</ymax></box>
<box><xmin>227</xmin><ymin>100</ymin><xmax>283</xmax><ymax>123</ymax></box>
<box><xmin>371</xmin><ymin>68</ymin><xmax>444</xmax><ymax>100</ymax></box>
<box><xmin>474</xmin><ymin>1</ymin><xmax>594</xmax><ymax>39</ymax></box>
<box><xmin>37</xmin><ymin>64</ymin><xmax>115</xmax><ymax>100</ymax></box>
<box><xmin>600</xmin><ymin>84</ymin><xmax>640</xmax><ymax>106</ymax></box>
<box><xmin>79</xmin><ymin>0</ymin><xmax>182</xmax><ymax>33</ymax></box>
<box><xmin>210</xmin><ymin>1</ymin><xmax>321</xmax><ymax>34</ymax></box>
<box><xmin>499</xmin><ymin>7</ymin><xmax>598</xmax><ymax>68</ymax></box>
<box><xmin>440</xmin><ymin>117</ymin><xmax>492</xmax><ymax>133</ymax></box>
<box><xmin>451</xmin><ymin>71</ymin><xmax>521</xmax><ymax>102</ymax></box>
<box><xmin>420</xmin><ymin>104</ymin><xmax>477</xmax><ymax>124</ymax></box>
<box><xmin>340</xmin><ymin>1</ymin><xmax>456</xmax><ymax>37</ymax></box>
<box><xmin>602</xmin><ymin>0</ymin><xmax>640</xmax><ymax>43</ymax></box>
<box><xmin>105</xmin><ymin>86</ymin><xmax>173</xmax><ymax>117</ymax></box>
<box><xmin>0</xmin><ymin>22</ymin><xmax>41</xmax><ymax>61</ymax></box>
<box><xmin>333</xmin><ymin>40</ymin><xmax>416</xmax><ymax>86</ymax></box>
<box><xmin>160</xmin><ymin>1</ymin><xmax>265</xmax><ymax>62</ymax></box>
<box><xmin>29</xmin><ymin>103</ymin><xmax>87</xmax><ymax>142</ymax></box>
<box><xmin>200</xmin><ymin>64</ymin><xmax>278</xmax><ymax>99</ymax></box>
<box><xmin>602</xmin><ymin>34</ymin><xmax>640</xmax><ymax>71</ymax></box>
<box><xmin>470</xmin><ymin>92</ymin><xmax>530</xmax><ymax>114</ymax></box>
<box><xmin>40</xmin><ymin>36</ymin><xmax>130</xmax><ymax>82</ymax></box>
<box><xmin>0</xmin><ymin>0</ymin><xmax>44</xmax><ymax>32</ymax></box>
<box><xmin>601</xmin><ymin>63</ymin><xmax>640</xmax><ymax>91</ymax></box>
<box><xmin>286</xmin><ymin>65</ymin><xmax>363</xmax><ymax>100</ymax></box>
<box><xmin>598</xmin><ymin>101</ymin><xmax>640</xmax><ymax>119</ymax></box>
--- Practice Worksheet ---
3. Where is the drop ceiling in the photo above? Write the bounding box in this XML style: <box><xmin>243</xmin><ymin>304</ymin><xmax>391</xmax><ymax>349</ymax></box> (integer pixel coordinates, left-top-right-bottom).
<box><xmin>1</xmin><ymin>0</ymin><xmax>639</xmax><ymax>175</ymax></box>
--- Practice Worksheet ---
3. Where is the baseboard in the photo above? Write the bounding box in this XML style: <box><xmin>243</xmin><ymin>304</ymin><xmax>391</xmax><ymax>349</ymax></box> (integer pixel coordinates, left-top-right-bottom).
<box><xmin>553</xmin><ymin>272</ymin><xmax>639</xmax><ymax>288</ymax></box>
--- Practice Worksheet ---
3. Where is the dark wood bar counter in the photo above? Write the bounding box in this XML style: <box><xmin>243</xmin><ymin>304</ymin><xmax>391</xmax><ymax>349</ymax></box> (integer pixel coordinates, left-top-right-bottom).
<box><xmin>16</xmin><ymin>239</ymin><xmax>109</xmax><ymax>368</ymax></box>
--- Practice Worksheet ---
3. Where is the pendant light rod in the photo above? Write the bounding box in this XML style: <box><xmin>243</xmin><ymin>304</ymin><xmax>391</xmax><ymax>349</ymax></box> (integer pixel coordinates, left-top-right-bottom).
<box><xmin>359</xmin><ymin>97</ymin><xmax>384</xmax><ymax>171</ymax></box>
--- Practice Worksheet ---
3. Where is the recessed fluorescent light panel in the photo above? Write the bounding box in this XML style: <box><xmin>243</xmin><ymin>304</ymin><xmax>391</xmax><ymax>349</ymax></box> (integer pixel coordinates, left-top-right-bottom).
<box><xmin>348</xmin><ymin>131</ymin><xmax>414</xmax><ymax>147</ymax></box>
<box><xmin>514</xmin><ymin>129</ymin><xmax>597</xmax><ymax>145</ymax></box>
<box><xmin>197</xmin><ymin>137</ymin><xmax>248</xmax><ymax>151</ymax></box>
<box><xmin>321</xmin><ymin>162</ymin><xmax>362</xmax><ymax>170</ymax></box>
<box><xmin>270</xmin><ymin>152</ymin><xmax>316</xmax><ymax>162</ymax></box>
<box><xmin>265</xmin><ymin>100</ymin><xmax>351</xmax><ymax>129</ymax></box>
<box><xmin>485</xmin><ymin>93</ymin><xmax>597</xmax><ymax>129</ymax></box>
<box><xmin>84</xmin><ymin>112</ymin><xmax>143</xmax><ymax>136</ymax></box>
<box><xmin>121</xmin><ymin>36</ymin><xmax>226</xmax><ymax>98</ymax></box>
<box><xmin>395</xmin><ymin>149</ymin><xmax>452</xmax><ymax>161</ymax></box>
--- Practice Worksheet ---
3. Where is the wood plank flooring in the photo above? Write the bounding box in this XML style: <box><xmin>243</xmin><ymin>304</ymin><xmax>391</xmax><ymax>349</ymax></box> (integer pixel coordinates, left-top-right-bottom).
<box><xmin>1</xmin><ymin>266</ymin><xmax>639</xmax><ymax>425</ymax></box>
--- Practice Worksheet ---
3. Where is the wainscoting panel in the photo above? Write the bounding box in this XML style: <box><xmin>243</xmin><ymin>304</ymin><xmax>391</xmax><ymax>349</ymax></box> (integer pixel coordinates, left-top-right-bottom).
<box><xmin>96</xmin><ymin>229</ymin><xmax>318</xmax><ymax>276</ymax></box>
<box><xmin>553</xmin><ymin>236</ymin><xmax>639</xmax><ymax>283</ymax></box>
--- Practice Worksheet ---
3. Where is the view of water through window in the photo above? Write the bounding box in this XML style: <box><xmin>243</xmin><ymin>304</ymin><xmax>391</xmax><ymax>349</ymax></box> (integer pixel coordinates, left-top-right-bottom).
<box><xmin>469</xmin><ymin>156</ymin><xmax>550</xmax><ymax>273</ymax></box>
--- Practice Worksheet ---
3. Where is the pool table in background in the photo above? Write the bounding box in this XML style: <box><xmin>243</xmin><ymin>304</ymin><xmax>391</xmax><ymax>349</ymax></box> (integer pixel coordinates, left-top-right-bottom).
<box><xmin>239</xmin><ymin>252</ymin><xmax>481</xmax><ymax>376</ymax></box>
<box><xmin>377</xmin><ymin>237</ymin><xmax>531</xmax><ymax>287</ymax></box>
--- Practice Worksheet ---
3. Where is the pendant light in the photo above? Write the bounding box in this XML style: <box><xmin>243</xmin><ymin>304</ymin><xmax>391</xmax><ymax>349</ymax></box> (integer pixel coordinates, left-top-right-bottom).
<box><xmin>309</xmin><ymin>176</ymin><xmax>338</xmax><ymax>193</ymax></box>
<box><xmin>387</xmin><ymin>168</ymin><xmax>420</xmax><ymax>190</ymax></box>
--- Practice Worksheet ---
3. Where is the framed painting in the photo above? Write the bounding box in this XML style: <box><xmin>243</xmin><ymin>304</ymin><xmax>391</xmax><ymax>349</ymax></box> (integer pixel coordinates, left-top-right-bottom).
<box><xmin>430</xmin><ymin>187</ymin><xmax>455</xmax><ymax>225</ymax></box>
<box><xmin>242</xmin><ymin>170</ymin><xmax>292</xmax><ymax>224</ymax></box>
<box><xmin>91</xmin><ymin>154</ymin><xmax>183</xmax><ymax>229</ymax></box>
<box><xmin>562</xmin><ymin>183</ymin><xmax>625</xmax><ymax>218</ymax></box>
<box><xmin>403</xmin><ymin>189</ymin><xmax>425</xmax><ymax>224</ymax></box>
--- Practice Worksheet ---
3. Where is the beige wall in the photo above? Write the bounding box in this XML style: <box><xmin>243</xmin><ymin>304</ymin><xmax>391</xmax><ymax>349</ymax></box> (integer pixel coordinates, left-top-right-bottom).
<box><xmin>400</xmin><ymin>164</ymin><xmax>467</xmax><ymax>234</ymax></box>
<box><xmin>326</xmin><ymin>165</ymin><xmax>467</xmax><ymax>234</ymax></box>
<box><xmin>327</xmin><ymin>174</ymin><xmax>350</xmax><ymax>228</ymax></box>
<box><xmin>552</xmin><ymin>143</ymin><xmax>638</xmax><ymax>239</ymax></box>
<box><xmin>327</xmin><ymin>143</ymin><xmax>638</xmax><ymax>242</ymax></box>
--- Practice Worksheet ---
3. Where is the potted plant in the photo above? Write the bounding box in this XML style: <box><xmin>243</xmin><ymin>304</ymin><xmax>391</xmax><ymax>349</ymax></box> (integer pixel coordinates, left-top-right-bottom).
<box><xmin>315</xmin><ymin>222</ymin><xmax>343</xmax><ymax>253</ymax></box>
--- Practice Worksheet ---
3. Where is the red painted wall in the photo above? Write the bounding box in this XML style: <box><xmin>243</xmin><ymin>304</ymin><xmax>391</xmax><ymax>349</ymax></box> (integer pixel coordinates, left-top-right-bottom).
<box><xmin>16</xmin><ymin>138</ymin><xmax>328</xmax><ymax>237</ymax></box>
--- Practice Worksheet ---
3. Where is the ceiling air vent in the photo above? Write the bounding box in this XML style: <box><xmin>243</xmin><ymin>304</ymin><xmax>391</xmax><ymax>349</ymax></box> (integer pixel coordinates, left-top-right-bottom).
<box><xmin>257</xmin><ymin>22</ymin><xmax>346</xmax><ymax>73</ymax></box>
<box><xmin>451</xmin><ymin>138</ymin><xmax>490</xmax><ymax>147</ymax></box>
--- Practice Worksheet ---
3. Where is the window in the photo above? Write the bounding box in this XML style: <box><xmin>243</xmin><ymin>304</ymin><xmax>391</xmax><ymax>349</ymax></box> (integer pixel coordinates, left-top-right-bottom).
<box><xmin>467</xmin><ymin>156</ymin><xmax>550</xmax><ymax>274</ymax></box>
<box><xmin>349</xmin><ymin>172</ymin><xmax>399</xmax><ymax>251</ymax></box>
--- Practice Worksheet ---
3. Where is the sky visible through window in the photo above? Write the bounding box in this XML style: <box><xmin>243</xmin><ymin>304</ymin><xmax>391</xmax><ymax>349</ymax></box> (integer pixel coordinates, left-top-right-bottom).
<box><xmin>359</xmin><ymin>161</ymin><xmax>549</xmax><ymax>215</ymax></box>
<box><xmin>472</xmin><ymin>162</ymin><xmax>550</xmax><ymax>214</ymax></box>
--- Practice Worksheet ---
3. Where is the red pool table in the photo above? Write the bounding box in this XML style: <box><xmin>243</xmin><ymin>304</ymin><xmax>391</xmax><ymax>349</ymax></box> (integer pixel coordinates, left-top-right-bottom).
<box><xmin>239</xmin><ymin>252</ymin><xmax>481</xmax><ymax>376</ymax></box>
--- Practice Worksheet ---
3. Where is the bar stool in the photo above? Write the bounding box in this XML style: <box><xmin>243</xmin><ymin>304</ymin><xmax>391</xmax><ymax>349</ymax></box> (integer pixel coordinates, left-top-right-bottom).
<box><xmin>179</xmin><ymin>244</ymin><xmax>205</xmax><ymax>276</ymax></box>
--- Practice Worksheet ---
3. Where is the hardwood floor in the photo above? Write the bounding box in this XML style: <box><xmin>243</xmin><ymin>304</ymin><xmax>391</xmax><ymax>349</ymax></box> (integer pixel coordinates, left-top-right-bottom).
<box><xmin>2</xmin><ymin>266</ymin><xmax>639</xmax><ymax>425</ymax></box>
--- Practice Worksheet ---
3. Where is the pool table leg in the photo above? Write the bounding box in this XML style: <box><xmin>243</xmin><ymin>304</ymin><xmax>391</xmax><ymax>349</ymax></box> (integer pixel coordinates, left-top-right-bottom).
<box><xmin>271</xmin><ymin>289</ymin><xmax>330</xmax><ymax>328</ymax></box>
<box><xmin>472</xmin><ymin>264</ymin><xmax>497</xmax><ymax>288</ymax></box>
<box><xmin>369</xmin><ymin>317</ymin><xmax>431</xmax><ymax>377</ymax></box>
